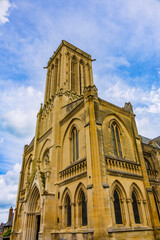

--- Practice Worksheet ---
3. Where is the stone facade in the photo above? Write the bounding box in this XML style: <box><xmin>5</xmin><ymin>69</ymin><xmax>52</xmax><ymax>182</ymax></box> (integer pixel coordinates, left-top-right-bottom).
<box><xmin>11</xmin><ymin>41</ymin><xmax>160</xmax><ymax>240</ymax></box>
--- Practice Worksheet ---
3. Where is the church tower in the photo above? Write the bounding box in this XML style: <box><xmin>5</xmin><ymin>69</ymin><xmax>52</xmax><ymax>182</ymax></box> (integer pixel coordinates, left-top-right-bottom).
<box><xmin>11</xmin><ymin>41</ymin><xmax>160</xmax><ymax>240</ymax></box>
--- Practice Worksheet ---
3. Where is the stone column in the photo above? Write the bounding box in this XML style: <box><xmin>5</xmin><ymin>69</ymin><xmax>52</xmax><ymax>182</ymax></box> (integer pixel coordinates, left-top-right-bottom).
<box><xmin>141</xmin><ymin>200</ymin><xmax>147</xmax><ymax>226</ymax></box>
<box><xmin>110</xmin><ymin>197</ymin><xmax>115</xmax><ymax>226</ymax></box>
<box><xmin>126</xmin><ymin>198</ymin><xmax>134</xmax><ymax>227</ymax></box>
<box><xmin>123</xmin><ymin>199</ymin><xmax>130</xmax><ymax>226</ymax></box>
<box><xmin>71</xmin><ymin>202</ymin><xmax>75</xmax><ymax>229</ymax></box>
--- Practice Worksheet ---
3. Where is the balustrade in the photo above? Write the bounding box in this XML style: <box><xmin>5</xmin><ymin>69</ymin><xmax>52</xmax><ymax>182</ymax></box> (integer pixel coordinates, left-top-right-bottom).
<box><xmin>59</xmin><ymin>158</ymin><xmax>87</xmax><ymax>181</ymax></box>
<box><xmin>147</xmin><ymin>169</ymin><xmax>158</xmax><ymax>181</ymax></box>
<box><xmin>106</xmin><ymin>156</ymin><xmax>141</xmax><ymax>176</ymax></box>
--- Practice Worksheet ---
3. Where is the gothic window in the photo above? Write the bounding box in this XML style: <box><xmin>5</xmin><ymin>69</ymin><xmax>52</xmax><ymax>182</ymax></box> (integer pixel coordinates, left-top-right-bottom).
<box><xmin>66</xmin><ymin>195</ymin><xmax>71</xmax><ymax>227</ymax></box>
<box><xmin>44</xmin><ymin>152</ymin><xmax>49</xmax><ymax>167</ymax></box>
<box><xmin>111</xmin><ymin>122</ymin><xmax>122</xmax><ymax>157</ymax></box>
<box><xmin>132</xmin><ymin>192</ymin><xmax>140</xmax><ymax>224</ymax></box>
<box><xmin>72</xmin><ymin>127</ymin><xmax>79</xmax><ymax>162</ymax></box>
<box><xmin>42</xmin><ymin>150</ymin><xmax>50</xmax><ymax>170</ymax></box>
<box><xmin>145</xmin><ymin>158</ymin><xmax>152</xmax><ymax>170</ymax></box>
<box><xmin>113</xmin><ymin>189</ymin><xmax>123</xmax><ymax>224</ymax></box>
<box><xmin>71</xmin><ymin>57</ymin><xmax>76</xmax><ymax>91</ymax></box>
<box><xmin>153</xmin><ymin>190</ymin><xmax>160</xmax><ymax>222</ymax></box>
<box><xmin>81</xmin><ymin>191</ymin><xmax>87</xmax><ymax>226</ymax></box>
<box><xmin>79</xmin><ymin>63</ymin><xmax>82</xmax><ymax>95</ymax></box>
<box><xmin>28</xmin><ymin>158</ymin><xmax>32</xmax><ymax>176</ymax></box>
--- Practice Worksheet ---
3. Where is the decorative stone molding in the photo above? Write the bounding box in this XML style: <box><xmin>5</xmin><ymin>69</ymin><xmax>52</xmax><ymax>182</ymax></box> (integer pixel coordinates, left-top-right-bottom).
<box><xmin>102</xmin><ymin>183</ymin><xmax>110</xmax><ymax>188</ymax></box>
<box><xmin>87</xmin><ymin>184</ymin><xmax>93</xmax><ymax>189</ymax></box>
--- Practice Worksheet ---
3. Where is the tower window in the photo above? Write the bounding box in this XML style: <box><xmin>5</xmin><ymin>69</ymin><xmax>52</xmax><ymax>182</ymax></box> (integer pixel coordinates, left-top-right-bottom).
<box><xmin>111</xmin><ymin>122</ymin><xmax>122</xmax><ymax>157</ymax></box>
<box><xmin>71</xmin><ymin>57</ymin><xmax>76</xmax><ymax>91</ymax></box>
<box><xmin>72</xmin><ymin>127</ymin><xmax>79</xmax><ymax>162</ymax></box>
<box><xmin>79</xmin><ymin>63</ymin><xmax>82</xmax><ymax>95</ymax></box>
<box><xmin>113</xmin><ymin>190</ymin><xmax>122</xmax><ymax>224</ymax></box>
<box><xmin>132</xmin><ymin>192</ymin><xmax>140</xmax><ymax>224</ymax></box>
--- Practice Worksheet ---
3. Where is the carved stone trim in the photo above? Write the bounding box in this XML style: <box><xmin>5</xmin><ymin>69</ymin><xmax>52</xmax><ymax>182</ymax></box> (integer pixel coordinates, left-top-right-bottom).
<box><xmin>146</xmin><ymin>188</ymin><xmax>152</xmax><ymax>192</ymax></box>
<box><xmin>102</xmin><ymin>183</ymin><xmax>109</xmax><ymax>188</ymax></box>
<box><xmin>84</xmin><ymin>122</ymin><xmax>90</xmax><ymax>128</ymax></box>
<box><xmin>87</xmin><ymin>184</ymin><xmax>93</xmax><ymax>189</ymax></box>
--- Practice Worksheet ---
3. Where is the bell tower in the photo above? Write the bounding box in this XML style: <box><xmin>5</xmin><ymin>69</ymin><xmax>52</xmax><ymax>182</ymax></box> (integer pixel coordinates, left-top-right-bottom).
<box><xmin>44</xmin><ymin>40</ymin><xmax>94</xmax><ymax>104</ymax></box>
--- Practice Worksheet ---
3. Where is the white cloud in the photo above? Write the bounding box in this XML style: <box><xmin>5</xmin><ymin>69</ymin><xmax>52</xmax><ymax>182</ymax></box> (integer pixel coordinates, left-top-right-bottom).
<box><xmin>0</xmin><ymin>208</ymin><xmax>10</xmax><ymax>224</ymax></box>
<box><xmin>0</xmin><ymin>0</ymin><xmax>15</xmax><ymax>24</ymax></box>
<box><xmin>0</xmin><ymin>163</ymin><xmax>21</xmax><ymax>223</ymax></box>
<box><xmin>104</xmin><ymin>56</ymin><xmax>130</xmax><ymax>70</ymax></box>
<box><xmin>0</xmin><ymin>80</ymin><xmax>43</xmax><ymax>172</ymax></box>
<box><xmin>0</xmin><ymin>81</ymin><xmax>43</xmax><ymax>137</ymax></box>
<box><xmin>100</xmin><ymin>77</ymin><xmax>160</xmax><ymax>138</ymax></box>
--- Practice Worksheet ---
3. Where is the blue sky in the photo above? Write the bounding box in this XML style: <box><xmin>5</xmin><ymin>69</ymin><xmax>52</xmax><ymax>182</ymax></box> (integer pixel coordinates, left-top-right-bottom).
<box><xmin>1</xmin><ymin>0</ymin><xmax>160</xmax><ymax>222</ymax></box>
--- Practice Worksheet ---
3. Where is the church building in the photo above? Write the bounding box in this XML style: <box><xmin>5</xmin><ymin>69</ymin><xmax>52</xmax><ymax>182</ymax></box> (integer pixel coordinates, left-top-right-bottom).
<box><xmin>11</xmin><ymin>41</ymin><xmax>160</xmax><ymax>240</ymax></box>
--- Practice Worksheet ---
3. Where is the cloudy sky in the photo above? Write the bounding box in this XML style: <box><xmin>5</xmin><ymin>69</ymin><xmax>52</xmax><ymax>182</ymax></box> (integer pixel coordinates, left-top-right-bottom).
<box><xmin>0</xmin><ymin>0</ymin><xmax>160</xmax><ymax>222</ymax></box>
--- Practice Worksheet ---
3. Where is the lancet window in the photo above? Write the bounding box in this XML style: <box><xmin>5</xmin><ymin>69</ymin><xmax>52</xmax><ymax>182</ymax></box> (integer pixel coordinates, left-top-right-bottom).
<box><xmin>145</xmin><ymin>158</ymin><xmax>152</xmax><ymax>170</ymax></box>
<box><xmin>81</xmin><ymin>191</ymin><xmax>87</xmax><ymax>226</ymax></box>
<box><xmin>72</xmin><ymin>127</ymin><xmax>79</xmax><ymax>162</ymax></box>
<box><xmin>153</xmin><ymin>190</ymin><xmax>160</xmax><ymax>222</ymax></box>
<box><xmin>113</xmin><ymin>189</ymin><xmax>123</xmax><ymax>224</ymax></box>
<box><xmin>132</xmin><ymin>192</ymin><xmax>140</xmax><ymax>224</ymax></box>
<box><xmin>79</xmin><ymin>63</ymin><xmax>82</xmax><ymax>95</ymax></box>
<box><xmin>111</xmin><ymin>121</ymin><xmax>122</xmax><ymax>157</ymax></box>
<box><xmin>66</xmin><ymin>194</ymin><xmax>71</xmax><ymax>227</ymax></box>
<box><xmin>28</xmin><ymin>158</ymin><xmax>32</xmax><ymax>177</ymax></box>
<box><xmin>71</xmin><ymin>56</ymin><xmax>76</xmax><ymax>91</ymax></box>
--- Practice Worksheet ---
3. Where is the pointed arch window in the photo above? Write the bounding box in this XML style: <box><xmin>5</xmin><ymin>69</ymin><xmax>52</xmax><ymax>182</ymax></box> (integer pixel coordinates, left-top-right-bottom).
<box><xmin>153</xmin><ymin>190</ymin><xmax>160</xmax><ymax>222</ymax></box>
<box><xmin>111</xmin><ymin>122</ymin><xmax>122</xmax><ymax>157</ymax></box>
<box><xmin>79</xmin><ymin>63</ymin><xmax>82</xmax><ymax>95</ymax></box>
<box><xmin>71</xmin><ymin>57</ymin><xmax>76</xmax><ymax>91</ymax></box>
<box><xmin>145</xmin><ymin>158</ymin><xmax>152</xmax><ymax>170</ymax></box>
<box><xmin>28</xmin><ymin>158</ymin><xmax>32</xmax><ymax>176</ymax></box>
<box><xmin>132</xmin><ymin>192</ymin><xmax>140</xmax><ymax>223</ymax></box>
<box><xmin>81</xmin><ymin>191</ymin><xmax>87</xmax><ymax>226</ymax></box>
<box><xmin>113</xmin><ymin>189</ymin><xmax>122</xmax><ymax>224</ymax></box>
<box><xmin>66</xmin><ymin>195</ymin><xmax>71</xmax><ymax>227</ymax></box>
<box><xmin>72</xmin><ymin>127</ymin><xmax>79</xmax><ymax>162</ymax></box>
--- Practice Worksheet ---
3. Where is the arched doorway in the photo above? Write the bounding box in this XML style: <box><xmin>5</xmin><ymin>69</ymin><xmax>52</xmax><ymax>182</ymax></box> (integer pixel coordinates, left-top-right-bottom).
<box><xmin>25</xmin><ymin>185</ymin><xmax>41</xmax><ymax>240</ymax></box>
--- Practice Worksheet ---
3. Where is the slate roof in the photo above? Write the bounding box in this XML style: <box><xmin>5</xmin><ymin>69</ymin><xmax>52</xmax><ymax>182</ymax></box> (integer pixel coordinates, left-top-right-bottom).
<box><xmin>141</xmin><ymin>136</ymin><xmax>151</xmax><ymax>145</ymax></box>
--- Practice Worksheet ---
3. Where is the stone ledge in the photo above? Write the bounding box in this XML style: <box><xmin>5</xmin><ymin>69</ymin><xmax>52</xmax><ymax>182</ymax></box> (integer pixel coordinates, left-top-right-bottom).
<box><xmin>58</xmin><ymin>172</ymin><xmax>87</xmax><ymax>186</ymax></box>
<box><xmin>107</xmin><ymin>227</ymin><xmax>153</xmax><ymax>233</ymax></box>
<box><xmin>107</xmin><ymin>169</ymin><xmax>143</xmax><ymax>179</ymax></box>
<box><xmin>51</xmin><ymin>228</ymin><xmax>94</xmax><ymax>234</ymax></box>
